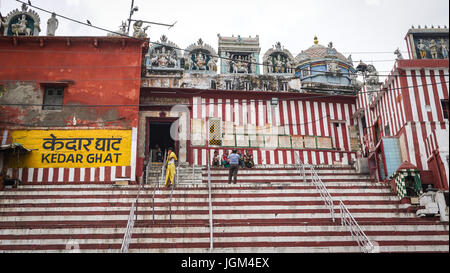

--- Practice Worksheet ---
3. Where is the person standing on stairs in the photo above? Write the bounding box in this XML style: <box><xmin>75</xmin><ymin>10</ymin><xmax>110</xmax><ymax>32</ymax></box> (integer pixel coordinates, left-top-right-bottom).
<box><xmin>164</xmin><ymin>148</ymin><xmax>178</xmax><ymax>188</ymax></box>
<box><xmin>228</xmin><ymin>149</ymin><xmax>240</xmax><ymax>185</ymax></box>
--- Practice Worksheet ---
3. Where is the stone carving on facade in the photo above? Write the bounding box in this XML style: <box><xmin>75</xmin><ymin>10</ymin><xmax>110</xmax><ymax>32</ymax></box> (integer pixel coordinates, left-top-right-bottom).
<box><xmin>441</xmin><ymin>39</ymin><xmax>449</xmax><ymax>59</ymax></box>
<box><xmin>364</xmin><ymin>64</ymin><xmax>380</xmax><ymax>101</ymax></box>
<box><xmin>108</xmin><ymin>21</ymin><xmax>127</xmax><ymax>37</ymax></box>
<box><xmin>184</xmin><ymin>38</ymin><xmax>218</xmax><ymax>73</ymax></box>
<box><xmin>12</xmin><ymin>14</ymin><xmax>32</xmax><ymax>36</ymax></box>
<box><xmin>417</xmin><ymin>39</ymin><xmax>428</xmax><ymax>59</ymax></box>
<box><xmin>347</xmin><ymin>54</ymin><xmax>353</xmax><ymax>64</ymax></box>
<box><xmin>429</xmin><ymin>39</ymin><xmax>438</xmax><ymax>59</ymax></box>
<box><xmin>326</xmin><ymin>42</ymin><xmax>338</xmax><ymax>57</ymax></box>
<box><xmin>364</xmin><ymin>64</ymin><xmax>380</xmax><ymax>86</ymax></box>
<box><xmin>262</xmin><ymin>42</ymin><xmax>295</xmax><ymax>74</ymax></box>
<box><xmin>150</xmin><ymin>46</ymin><xmax>177</xmax><ymax>68</ymax></box>
<box><xmin>46</xmin><ymin>12</ymin><xmax>58</xmax><ymax>36</ymax></box>
<box><xmin>147</xmin><ymin>35</ymin><xmax>181</xmax><ymax>71</ymax></box>
<box><xmin>327</xmin><ymin>59</ymin><xmax>341</xmax><ymax>76</ymax></box>
<box><xmin>2</xmin><ymin>4</ymin><xmax>41</xmax><ymax>36</ymax></box>
<box><xmin>231</xmin><ymin>55</ymin><xmax>249</xmax><ymax>74</ymax></box>
<box><xmin>394</xmin><ymin>48</ymin><xmax>404</xmax><ymax>60</ymax></box>
<box><xmin>132</xmin><ymin>20</ymin><xmax>149</xmax><ymax>38</ymax></box>
<box><xmin>218</xmin><ymin>34</ymin><xmax>261</xmax><ymax>74</ymax></box>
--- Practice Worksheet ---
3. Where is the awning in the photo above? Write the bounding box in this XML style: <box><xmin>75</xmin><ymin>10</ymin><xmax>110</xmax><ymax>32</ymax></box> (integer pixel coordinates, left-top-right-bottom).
<box><xmin>0</xmin><ymin>143</ymin><xmax>32</xmax><ymax>154</ymax></box>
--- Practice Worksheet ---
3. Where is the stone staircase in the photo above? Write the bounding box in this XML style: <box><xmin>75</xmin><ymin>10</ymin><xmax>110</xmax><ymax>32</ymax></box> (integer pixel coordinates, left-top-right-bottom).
<box><xmin>0</xmin><ymin>165</ymin><xmax>448</xmax><ymax>253</ymax></box>
<box><xmin>145</xmin><ymin>162</ymin><xmax>203</xmax><ymax>185</ymax></box>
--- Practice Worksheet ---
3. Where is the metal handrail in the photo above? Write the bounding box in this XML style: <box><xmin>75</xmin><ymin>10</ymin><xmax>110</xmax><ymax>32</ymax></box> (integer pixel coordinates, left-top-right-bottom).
<box><xmin>294</xmin><ymin>153</ymin><xmax>334</xmax><ymax>222</ymax></box>
<box><xmin>136</xmin><ymin>160</ymin><xmax>149</xmax><ymax>222</ymax></box>
<box><xmin>169</xmin><ymin>160</ymin><xmax>179</xmax><ymax>221</ymax></box>
<box><xmin>152</xmin><ymin>150</ymin><xmax>167</xmax><ymax>224</ymax></box>
<box><xmin>294</xmin><ymin>152</ymin><xmax>307</xmax><ymax>183</ymax></box>
<box><xmin>120</xmin><ymin>183</ymin><xmax>142</xmax><ymax>253</ymax></box>
<box><xmin>294</xmin><ymin>152</ymin><xmax>375</xmax><ymax>253</ymax></box>
<box><xmin>340</xmin><ymin>200</ymin><xmax>375</xmax><ymax>253</ymax></box>
<box><xmin>207</xmin><ymin>153</ymin><xmax>214</xmax><ymax>252</ymax></box>
<box><xmin>310</xmin><ymin>165</ymin><xmax>335</xmax><ymax>222</ymax></box>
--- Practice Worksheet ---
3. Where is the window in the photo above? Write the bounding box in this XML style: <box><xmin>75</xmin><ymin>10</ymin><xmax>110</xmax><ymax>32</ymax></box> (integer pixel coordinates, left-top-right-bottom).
<box><xmin>225</xmin><ymin>80</ymin><xmax>232</xmax><ymax>90</ymax></box>
<box><xmin>209</xmin><ymin>118</ymin><xmax>222</xmax><ymax>146</ymax></box>
<box><xmin>210</xmin><ymin>80</ymin><xmax>217</xmax><ymax>90</ymax></box>
<box><xmin>442</xmin><ymin>99</ymin><xmax>449</xmax><ymax>119</ymax></box>
<box><xmin>280</xmin><ymin>82</ymin><xmax>288</xmax><ymax>91</ymax></box>
<box><xmin>43</xmin><ymin>87</ymin><xmax>64</xmax><ymax>110</ymax></box>
<box><xmin>263</xmin><ymin>82</ymin><xmax>269</xmax><ymax>91</ymax></box>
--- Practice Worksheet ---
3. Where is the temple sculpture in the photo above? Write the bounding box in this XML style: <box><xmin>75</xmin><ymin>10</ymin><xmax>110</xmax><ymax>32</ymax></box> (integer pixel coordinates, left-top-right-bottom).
<box><xmin>2</xmin><ymin>3</ymin><xmax>41</xmax><ymax>36</ymax></box>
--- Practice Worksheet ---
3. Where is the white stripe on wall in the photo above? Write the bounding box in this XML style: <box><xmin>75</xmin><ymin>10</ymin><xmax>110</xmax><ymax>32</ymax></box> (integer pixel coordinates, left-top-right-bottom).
<box><xmin>298</xmin><ymin>101</ymin><xmax>305</xmax><ymax>135</ymax></box>
<box><xmin>90</xmin><ymin>167</ymin><xmax>95</xmax><ymax>182</ymax></box>
<box><xmin>99</xmin><ymin>167</ymin><xmax>105</xmax><ymax>182</ymax></box>
<box><xmin>48</xmin><ymin>168</ymin><xmax>53</xmax><ymax>183</ymax></box>
<box><xmin>68</xmin><ymin>168</ymin><xmax>75</xmax><ymax>183</ymax></box>
<box><xmin>58</xmin><ymin>168</ymin><xmax>64</xmax><ymax>183</ymax></box>
<box><xmin>80</xmin><ymin>168</ymin><xmax>85</xmax><ymax>182</ymax></box>
<box><xmin>314</xmin><ymin>102</ymin><xmax>321</xmax><ymax>136</ymax></box>
<box><xmin>37</xmin><ymin>168</ymin><xmax>43</xmax><ymax>183</ymax></box>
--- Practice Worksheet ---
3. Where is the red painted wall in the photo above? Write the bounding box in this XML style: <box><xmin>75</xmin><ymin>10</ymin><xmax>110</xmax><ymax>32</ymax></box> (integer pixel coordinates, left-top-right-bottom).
<box><xmin>0</xmin><ymin>36</ymin><xmax>147</xmax><ymax>129</ymax></box>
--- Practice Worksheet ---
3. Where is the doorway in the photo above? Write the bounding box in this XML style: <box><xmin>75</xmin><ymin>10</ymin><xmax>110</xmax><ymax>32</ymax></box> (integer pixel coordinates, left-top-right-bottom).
<box><xmin>148</xmin><ymin>121</ymin><xmax>178</xmax><ymax>163</ymax></box>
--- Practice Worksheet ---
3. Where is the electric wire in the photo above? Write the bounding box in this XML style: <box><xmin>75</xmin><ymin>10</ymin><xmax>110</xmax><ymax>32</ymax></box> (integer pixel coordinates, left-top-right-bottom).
<box><xmin>11</xmin><ymin>0</ymin><xmax>427</xmax><ymax>75</ymax></box>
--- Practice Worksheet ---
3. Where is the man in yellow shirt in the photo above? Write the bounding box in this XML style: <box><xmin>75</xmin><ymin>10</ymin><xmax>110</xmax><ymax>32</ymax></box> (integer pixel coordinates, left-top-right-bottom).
<box><xmin>165</xmin><ymin>149</ymin><xmax>178</xmax><ymax>188</ymax></box>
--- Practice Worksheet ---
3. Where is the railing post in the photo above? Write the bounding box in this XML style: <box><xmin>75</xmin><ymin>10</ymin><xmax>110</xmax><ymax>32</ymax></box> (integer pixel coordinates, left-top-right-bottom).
<box><xmin>207</xmin><ymin>153</ymin><xmax>214</xmax><ymax>253</ymax></box>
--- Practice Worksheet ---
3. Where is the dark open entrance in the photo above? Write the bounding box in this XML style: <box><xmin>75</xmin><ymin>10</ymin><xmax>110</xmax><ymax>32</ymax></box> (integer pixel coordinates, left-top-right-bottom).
<box><xmin>147</xmin><ymin>120</ymin><xmax>178</xmax><ymax>163</ymax></box>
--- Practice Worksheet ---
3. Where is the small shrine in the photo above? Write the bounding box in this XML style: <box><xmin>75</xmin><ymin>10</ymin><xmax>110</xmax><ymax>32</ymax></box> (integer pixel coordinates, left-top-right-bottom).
<box><xmin>1</xmin><ymin>3</ymin><xmax>41</xmax><ymax>36</ymax></box>
<box><xmin>184</xmin><ymin>38</ymin><xmax>218</xmax><ymax>73</ymax></box>
<box><xmin>218</xmin><ymin>34</ymin><xmax>261</xmax><ymax>74</ymax></box>
<box><xmin>406</xmin><ymin>25</ymin><xmax>449</xmax><ymax>59</ymax></box>
<box><xmin>262</xmin><ymin>42</ymin><xmax>295</xmax><ymax>75</ymax></box>
<box><xmin>391</xmin><ymin>161</ymin><xmax>424</xmax><ymax>199</ymax></box>
<box><xmin>146</xmin><ymin>35</ymin><xmax>182</xmax><ymax>72</ymax></box>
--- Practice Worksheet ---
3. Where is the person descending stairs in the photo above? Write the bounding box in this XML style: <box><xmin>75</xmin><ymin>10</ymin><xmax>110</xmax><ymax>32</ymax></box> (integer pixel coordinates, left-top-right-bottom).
<box><xmin>164</xmin><ymin>149</ymin><xmax>178</xmax><ymax>189</ymax></box>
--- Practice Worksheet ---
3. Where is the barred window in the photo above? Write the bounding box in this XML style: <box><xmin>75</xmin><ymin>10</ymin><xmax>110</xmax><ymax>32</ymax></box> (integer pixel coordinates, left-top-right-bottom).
<box><xmin>209</xmin><ymin>118</ymin><xmax>222</xmax><ymax>146</ymax></box>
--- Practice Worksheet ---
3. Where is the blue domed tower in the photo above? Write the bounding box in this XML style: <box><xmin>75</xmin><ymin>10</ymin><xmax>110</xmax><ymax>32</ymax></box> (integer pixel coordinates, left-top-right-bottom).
<box><xmin>295</xmin><ymin>36</ymin><xmax>359</xmax><ymax>94</ymax></box>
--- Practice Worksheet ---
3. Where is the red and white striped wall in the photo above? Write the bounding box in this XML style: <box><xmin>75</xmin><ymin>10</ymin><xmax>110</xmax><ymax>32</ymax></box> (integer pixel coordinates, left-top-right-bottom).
<box><xmin>425</xmin><ymin>128</ymin><xmax>449</xmax><ymax>189</ymax></box>
<box><xmin>2</xmin><ymin>128</ymin><xmax>138</xmax><ymax>184</ymax></box>
<box><xmin>5</xmin><ymin>166</ymin><xmax>133</xmax><ymax>184</ymax></box>
<box><xmin>192</xmin><ymin>147</ymin><xmax>356</xmax><ymax>166</ymax></box>
<box><xmin>191</xmin><ymin>96</ymin><xmax>357</xmax><ymax>166</ymax></box>
<box><xmin>356</xmin><ymin>59</ymin><xmax>449</xmax><ymax>184</ymax></box>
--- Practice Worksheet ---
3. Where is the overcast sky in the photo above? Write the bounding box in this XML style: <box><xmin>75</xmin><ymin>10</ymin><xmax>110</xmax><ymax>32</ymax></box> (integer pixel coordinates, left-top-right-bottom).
<box><xmin>1</xmin><ymin>0</ymin><xmax>449</xmax><ymax>78</ymax></box>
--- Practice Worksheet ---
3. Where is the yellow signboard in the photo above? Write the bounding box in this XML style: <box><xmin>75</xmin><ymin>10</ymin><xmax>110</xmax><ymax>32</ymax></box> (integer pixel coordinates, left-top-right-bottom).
<box><xmin>10</xmin><ymin>130</ymin><xmax>132</xmax><ymax>168</ymax></box>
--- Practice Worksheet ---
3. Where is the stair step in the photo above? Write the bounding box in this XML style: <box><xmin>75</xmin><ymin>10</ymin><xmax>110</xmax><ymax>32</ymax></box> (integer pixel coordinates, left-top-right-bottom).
<box><xmin>0</xmin><ymin>163</ymin><xmax>447</xmax><ymax>253</ymax></box>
